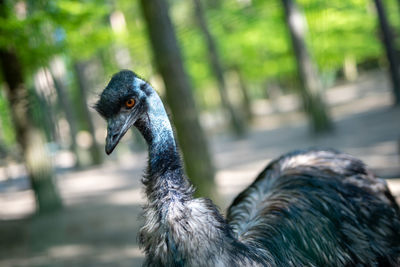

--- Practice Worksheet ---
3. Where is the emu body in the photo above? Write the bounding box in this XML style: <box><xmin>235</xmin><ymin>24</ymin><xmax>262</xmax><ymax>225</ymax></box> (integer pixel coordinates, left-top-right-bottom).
<box><xmin>96</xmin><ymin>70</ymin><xmax>400</xmax><ymax>266</ymax></box>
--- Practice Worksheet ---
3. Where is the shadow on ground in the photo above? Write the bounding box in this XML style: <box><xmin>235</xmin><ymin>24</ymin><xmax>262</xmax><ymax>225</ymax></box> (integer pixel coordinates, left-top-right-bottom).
<box><xmin>0</xmin><ymin>201</ymin><xmax>145</xmax><ymax>266</ymax></box>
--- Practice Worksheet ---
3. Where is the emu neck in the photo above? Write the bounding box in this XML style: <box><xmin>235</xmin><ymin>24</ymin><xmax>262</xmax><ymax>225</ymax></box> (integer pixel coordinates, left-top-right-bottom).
<box><xmin>147</xmin><ymin>120</ymin><xmax>178</xmax><ymax>175</ymax></box>
<box><xmin>136</xmin><ymin>94</ymin><xmax>244</xmax><ymax>265</ymax></box>
<box><xmin>135</xmin><ymin>93</ymin><xmax>192</xmax><ymax>199</ymax></box>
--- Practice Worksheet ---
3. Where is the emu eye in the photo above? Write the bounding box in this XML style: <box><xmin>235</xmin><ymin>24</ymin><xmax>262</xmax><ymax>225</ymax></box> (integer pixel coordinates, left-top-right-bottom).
<box><xmin>125</xmin><ymin>98</ymin><xmax>135</xmax><ymax>109</ymax></box>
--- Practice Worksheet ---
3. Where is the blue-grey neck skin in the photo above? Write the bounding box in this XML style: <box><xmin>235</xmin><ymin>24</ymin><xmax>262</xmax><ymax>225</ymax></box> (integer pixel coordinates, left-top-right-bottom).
<box><xmin>135</xmin><ymin>89</ymin><xmax>180</xmax><ymax>175</ymax></box>
<box><xmin>133</xmin><ymin>84</ymin><xmax>193</xmax><ymax>202</ymax></box>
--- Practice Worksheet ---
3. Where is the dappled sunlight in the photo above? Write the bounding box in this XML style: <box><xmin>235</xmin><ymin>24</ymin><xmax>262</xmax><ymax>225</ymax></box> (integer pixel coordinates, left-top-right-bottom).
<box><xmin>47</xmin><ymin>244</ymin><xmax>143</xmax><ymax>262</ymax></box>
<box><xmin>96</xmin><ymin>245</ymin><xmax>143</xmax><ymax>264</ymax></box>
<box><xmin>251</xmin><ymin>71</ymin><xmax>393</xmax><ymax>133</ymax></box>
<box><xmin>217</xmin><ymin>159</ymin><xmax>270</xmax><ymax>188</ymax></box>
<box><xmin>0</xmin><ymin>157</ymin><xmax>147</xmax><ymax>218</ymax></box>
<box><xmin>0</xmin><ymin>190</ymin><xmax>35</xmax><ymax>220</ymax></box>
<box><xmin>76</xmin><ymin>131</ymin><xmax>94</xmax><ymax>149</ymax></box>
<box><xmin>48</xmin><ymin>244</ymin><xmax>93</xmax><ymax>258</ymax></box>
<box><xmin>0</xmin><ymin>244</ymin><xmax>144</xmax><ymax>267</ymax></box>
<box><xmin>331</xmin><ymin>93</ymin><xmax>392</xmax><ymax>119</ymax></box>
<box><xmin>103</xmin><ymin>188</ymin><xmax>145</xmax><ymax>206</ymax></box>
<box><xmin>60</xmin><ymin>171</ymin><xmax>128</xmax><ymax>197</ymax></box>
<box><xmin>59</xmin><ymin>165</ymin><xmax>144</xmax><ymax>205</ymax></box>
<box><xmin>387</xmin><ymin>180</ymin><xmax>400</xmax><ymax>197</ymax></box>
<box><xmin>54</xmin><ymin>150</ymin><xmax>76</xmax><ymax>169</ymax></box>
<box><xmin>346</xmin><ymin>141</ymin><xmax>399</xmax><ymax>171</ymax></box>
<box><xmin>0</xmin><ymin>163</ymin><xmax>26</xmax><ymax>182</ymax></box>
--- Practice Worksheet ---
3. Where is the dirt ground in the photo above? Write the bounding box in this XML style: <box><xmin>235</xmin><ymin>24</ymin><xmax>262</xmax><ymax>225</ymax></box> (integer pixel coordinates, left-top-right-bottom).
<box><xmin>0</xmin><ymin>71</ymin><xmax>399</xmax><ymax>267</ymax></box>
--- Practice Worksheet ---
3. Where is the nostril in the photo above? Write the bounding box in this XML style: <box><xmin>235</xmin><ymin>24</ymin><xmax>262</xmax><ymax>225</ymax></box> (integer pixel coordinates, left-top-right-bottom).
<box><xmin>111</xmin><ymin>133</ymin><xmax>118</xmax><ymax>140</ymax></box>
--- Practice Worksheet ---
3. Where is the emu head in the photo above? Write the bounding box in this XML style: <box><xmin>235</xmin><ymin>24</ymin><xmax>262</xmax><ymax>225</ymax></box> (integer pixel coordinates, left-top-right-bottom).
<box><xmin>95</xmin><ymin>70</ymin><xmax>153</xmax><ymax>155</ymax></box>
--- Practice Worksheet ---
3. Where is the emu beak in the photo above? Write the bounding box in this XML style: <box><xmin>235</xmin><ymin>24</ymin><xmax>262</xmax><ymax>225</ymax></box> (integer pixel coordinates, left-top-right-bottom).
<box><xmin>105</xmin><ymin>113</ymin><xmax>134</xmax><ymax>155</ymax></box>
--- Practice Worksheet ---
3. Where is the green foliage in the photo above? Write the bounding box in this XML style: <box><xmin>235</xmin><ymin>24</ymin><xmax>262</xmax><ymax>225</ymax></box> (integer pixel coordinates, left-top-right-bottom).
<box><xmin>0</xmin><ymin>89</ymin><xmax>15</xmax><ymax>147</ymax></box>
<box><xmin>303</xmin><ymin>0</ymin><xmax>381</xmax><ymax>71</ymax></box>
<box><xmin>0</xmin><ymin>0</ymin><xmax>114</xmax><ymax>72</ymax></box>
<box><xmin>169</xmin><ymin>0</ymin><xmax>399</xmax><ymax>108</ymax></box>
<box><xmin>0</xmin><ymin>0</ymin><xmax>116</xmax><ymax>149</ymax></box>
<box><xmin>113</xmin><ymin>0</ymin><xmax>154</xmax><ymax>78</ymax></box>
<box><xmin>0</xmin><ymin>0</ymin><xmax>399</xmax><ymax>118</ymax></box>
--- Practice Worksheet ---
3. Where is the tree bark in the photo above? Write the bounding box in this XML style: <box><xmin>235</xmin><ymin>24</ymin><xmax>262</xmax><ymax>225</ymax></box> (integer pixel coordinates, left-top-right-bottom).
<box><xmin>140</xmin><ymin>0</ymin><xmax>216</xmax><ymax>199</ymax></box>
<box><xmin>0</xmin><ymin>49</ymin><xmax>62</xmax><ymax>213</ymax></box>
<box><xmin>193</xmin><ymin>0</ymin><xmax>245</xmax><ymax>135</ymax></box>
<box><xmin>50</xmin><ymin>60</ymin><xmax>81</xmax><ymax>168</ymax></box>
<box><xmin>32</xmin><ymin>82</ymin><xmax>58</xmax><ymax>143</ymax></box>
<box><xmin>232</xmin><ymin>65</ymin><xmax>253</xmax><ymax>122</ymax></box>
<box><xmin>282</xmin><ymin>0</ymin><xmax>333</xmax><ymax>133</ymax></box>
<box><xmin>373</xmin><ymin>0</ymin><xmax>400</xmax><ymax>105</ymax></box>
<box><xmin>73</xmin><ymin>61</ymin><xmax>103</xmax><ymax>166</ymax></box>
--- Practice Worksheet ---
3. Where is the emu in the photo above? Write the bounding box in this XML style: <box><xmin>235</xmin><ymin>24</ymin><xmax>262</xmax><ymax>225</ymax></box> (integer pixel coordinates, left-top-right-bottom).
<box><xmin>95</xmin><ymin>70</ymin><xmax>400</xmax><ymax>266</ymax></box>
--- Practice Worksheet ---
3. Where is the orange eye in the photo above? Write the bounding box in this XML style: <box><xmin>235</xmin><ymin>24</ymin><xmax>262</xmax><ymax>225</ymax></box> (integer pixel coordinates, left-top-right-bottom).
<box><xmin>125</xmin><ymin>98</ymin><xmax>135</xmax><ymax>108</ymax></box>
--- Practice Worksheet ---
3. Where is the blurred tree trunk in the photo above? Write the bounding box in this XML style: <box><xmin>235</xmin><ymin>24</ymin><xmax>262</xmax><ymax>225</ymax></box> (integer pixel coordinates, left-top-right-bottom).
<box><xmin>73</xmin><ymin>61</ymin><xmax>103</xmax><ymax>166</ymax></box>
<box><xmin>0</xmin><ymin>45</ymin><xmax>62</xmax><ymax>212</ymax></box>
<box><xmin>373</xmin><ymin>0</ymin><xmax>400</xmax><ymax>105</ymax></box>
<box><xmin>32</xmin><ymin>84</ymin><xmax>58</xmax><ymax>143</ymax></box>
<box><xmin>264</xmin><ymin>80</ymin><xmax>282</xmax><ymax>113</ymax></box>
<box><xmin>343</xmin><ymin>55</ymin><xmax>358</xmax><ymax>81</ymax></box>
<box><xmin>282</xmin><ymin>0</ymin><xmax>333</xmax><ymax>133</ymax></box>
<box><xmin>140</xmin><ymin>0</ymin><xmax>216</xmax><ymax>199</ymax></box>
<box><xmin>232</xmin><ymin>65</ymin><xmax>253</xmax><ymax>122</ymax></box>
<box><xmin>50</xmin><ymin>61</ymin><xmax>81</xmax><ymax>168</ymax></box>
<box><xmin>193</xmin><ymin>0</ymin><xmax>245</xmax><ymax>135</ymax></box>
<box><xmin>398</xmin><ymin>137</ymin><xmax>400</xmax><ymax>161</ymax></box>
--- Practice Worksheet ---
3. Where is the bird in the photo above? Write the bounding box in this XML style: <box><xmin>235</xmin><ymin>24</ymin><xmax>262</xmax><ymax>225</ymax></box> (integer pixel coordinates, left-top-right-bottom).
<box><xmin>95</xmin><ymin>70</ymin><xmax>400</xmax><ymax>266</ymax></box>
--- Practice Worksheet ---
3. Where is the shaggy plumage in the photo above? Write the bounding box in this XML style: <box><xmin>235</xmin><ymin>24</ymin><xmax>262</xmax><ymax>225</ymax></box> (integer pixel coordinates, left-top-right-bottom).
<box><xmin>96</xmin><ymin>70</ymin><xmax>400</xmax><ymax>266</ymax></box>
